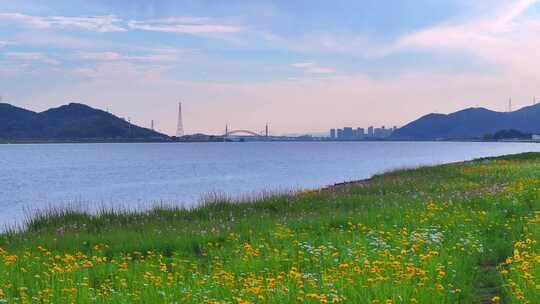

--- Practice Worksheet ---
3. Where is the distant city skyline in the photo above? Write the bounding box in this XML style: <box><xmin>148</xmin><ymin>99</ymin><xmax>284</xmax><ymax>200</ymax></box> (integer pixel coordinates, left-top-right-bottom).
<box><xmin>330</xmin><ymin>125</ymin><xmax>397</xmax><ymax>140</ymax></box>
<box><xmin>1</xmin><ymin>0</ymin><xmax>540</xmax><ymax>136</ymax></box>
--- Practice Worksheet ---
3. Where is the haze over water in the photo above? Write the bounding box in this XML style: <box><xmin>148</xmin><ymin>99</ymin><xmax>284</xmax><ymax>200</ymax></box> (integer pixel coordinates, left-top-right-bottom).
<box><xmin>2</xmin><ymin>141</ymin><xmax>540</xmax><ymax>228</ymax></box>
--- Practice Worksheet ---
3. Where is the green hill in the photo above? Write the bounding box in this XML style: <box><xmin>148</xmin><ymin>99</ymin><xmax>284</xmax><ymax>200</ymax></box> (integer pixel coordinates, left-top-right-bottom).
<box><xmin>0</xmin><ymin>103</ymin><xmax>169</xmax><ymax>140</ymax></box>
<box><xmin>393</xmin><ymin>104</ymin><xmax>540</xmax><ymax>140</ymax></box>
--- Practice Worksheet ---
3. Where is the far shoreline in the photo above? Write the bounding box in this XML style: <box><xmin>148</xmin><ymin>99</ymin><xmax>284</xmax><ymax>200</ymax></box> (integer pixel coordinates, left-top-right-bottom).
<box><xmin>1</xmin><ymin>138</ymin><xmax>540</xmax><ymax>144</ymax></box>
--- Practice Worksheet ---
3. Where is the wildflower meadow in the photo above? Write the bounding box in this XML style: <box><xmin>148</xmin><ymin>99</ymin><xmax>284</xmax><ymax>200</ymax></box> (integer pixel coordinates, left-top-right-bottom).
<box><xmin>1</xmin><ymin>153</ymin><xmax>539</xmax><ymax>303</ymax></box>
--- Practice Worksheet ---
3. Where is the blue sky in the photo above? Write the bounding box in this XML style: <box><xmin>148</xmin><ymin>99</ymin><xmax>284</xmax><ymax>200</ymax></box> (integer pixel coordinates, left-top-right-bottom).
<box><xmin>1</xmin><ymin>0</ymin><xmax>540</xmax><ymax>135</ymax></box>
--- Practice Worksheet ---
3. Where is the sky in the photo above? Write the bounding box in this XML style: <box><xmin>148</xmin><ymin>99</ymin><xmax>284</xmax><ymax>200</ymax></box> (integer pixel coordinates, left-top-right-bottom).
<box><xmin>1</xmin><ymin>0</ymin><xmax>540</xmax><ymax>135</ymax></box>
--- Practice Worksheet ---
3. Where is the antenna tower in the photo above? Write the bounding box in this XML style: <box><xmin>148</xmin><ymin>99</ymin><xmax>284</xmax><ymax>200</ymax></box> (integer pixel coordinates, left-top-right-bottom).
<box><xmin>176</xmin><ymin>102</ymin><xmax>184</xmax><ymax>137</ymax></box>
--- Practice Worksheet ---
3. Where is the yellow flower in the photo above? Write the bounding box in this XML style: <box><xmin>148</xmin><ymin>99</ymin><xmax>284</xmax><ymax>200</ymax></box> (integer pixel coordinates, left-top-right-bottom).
<box><xmin>3</xmin><ymin>255</ymin><xmax>17</xmax><ymax>265</ymax></box>
<box><xmin>82</xmin><ymin>260</ymin><xmax>94</xmax><ymax>268</ymax></box>
<box><xmin>306</xmin><ymin>293</ymin><xmax>324</xmax><ymax>300</ymax></box>
<box><xmin>118</xmin><ymin>262</ymin><xmax>128</xmax><ymax>272</ymax></box>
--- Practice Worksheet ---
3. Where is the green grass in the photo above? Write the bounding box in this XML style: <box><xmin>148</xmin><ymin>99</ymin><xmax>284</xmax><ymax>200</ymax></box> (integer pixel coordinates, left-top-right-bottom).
<box><xmin>1</xmin><ymin>153</ymin><xmax>540</xmax><ymax>303</ymax></box>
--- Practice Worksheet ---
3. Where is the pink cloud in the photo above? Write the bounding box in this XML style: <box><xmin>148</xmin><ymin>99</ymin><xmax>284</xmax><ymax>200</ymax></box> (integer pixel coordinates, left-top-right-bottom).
<box><xmin>0</xmin><ymin>13</ymin><xmax>126</xmax><ymax>32</ymax></box>
<box><xmin>127</xmin><ymin>17</ymin><xmax>244</xmax><ymax>34</ymax></box>
<box><xmin>5</xmin><ymin>52</ymin><xmax>59</xmax><ymax>65</ymax></box>
<box><xmin>291</xmin><ymin>62</ymin><xmax>335</xmax><ymax>74</ymax></box>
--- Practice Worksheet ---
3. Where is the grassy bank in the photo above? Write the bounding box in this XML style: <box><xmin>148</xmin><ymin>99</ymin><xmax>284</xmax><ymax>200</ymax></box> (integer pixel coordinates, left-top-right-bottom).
<box><xmin>1</xmin><ymin>153</ymin><xmax>540</xmax><ymax>303</ymax></box>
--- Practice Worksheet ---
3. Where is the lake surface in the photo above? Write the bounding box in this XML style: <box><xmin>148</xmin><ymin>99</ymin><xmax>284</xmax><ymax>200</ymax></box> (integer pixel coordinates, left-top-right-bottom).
<box><xmin>1</xmin><ymin>141</ymin><xmax>540</xmax><ymax>228</ymax></box>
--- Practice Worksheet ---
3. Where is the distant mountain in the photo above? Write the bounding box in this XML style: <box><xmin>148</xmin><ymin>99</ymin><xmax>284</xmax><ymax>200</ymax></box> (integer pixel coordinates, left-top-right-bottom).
<box><xmin>0</xmin><ymin>103</ymin><xmax>169</xmax><ymax>140</ymax></box>
<box><xmin>392</xmin><ymin>104</ymin><xmax>540</xmax><ymax>140</ymax></box>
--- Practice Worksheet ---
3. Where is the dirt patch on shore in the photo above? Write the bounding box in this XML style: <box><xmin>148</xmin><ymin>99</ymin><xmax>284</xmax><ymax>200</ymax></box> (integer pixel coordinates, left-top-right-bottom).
<box><xmin>324</xmin><ymin>177</ymin><xmax>376</xmax><ymax>192</ymax></box>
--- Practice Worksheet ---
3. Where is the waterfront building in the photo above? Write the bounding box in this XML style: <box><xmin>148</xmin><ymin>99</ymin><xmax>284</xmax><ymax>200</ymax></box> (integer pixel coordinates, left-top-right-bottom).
<box><xmin>357</xmin><ymin>128</ymin><xmax>365</xmax><ymax>138</ymax></box>
<box><xmin>356</xmin><ymin>128</ymin><xmax>366</xmax><ymax>138</ymax></box>
<box><xmin>330</xmin><ymin>128</ymin><xmax>336</xmax><ymax>139</ymax></box>
<box><xmin>368</xmin><ymin>126</ymin><xmax>374</xmax><ymax>137</ymax></box>
<box><xmin>343</xmin><ymin>127</ymin><xmax>354</xmax><ymax>140</ymax></box>
<box><xmin>337</xmin><ymin>129</ymin><xmax>344</xmax><ymax>139</ymax></box>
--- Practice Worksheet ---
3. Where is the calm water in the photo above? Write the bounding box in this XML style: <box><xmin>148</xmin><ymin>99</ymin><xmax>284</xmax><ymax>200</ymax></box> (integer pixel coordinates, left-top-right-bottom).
<box><xmin>1</xmin><ymin>141</ymin><xmax>540</xmax><ymax>228</ymax></box>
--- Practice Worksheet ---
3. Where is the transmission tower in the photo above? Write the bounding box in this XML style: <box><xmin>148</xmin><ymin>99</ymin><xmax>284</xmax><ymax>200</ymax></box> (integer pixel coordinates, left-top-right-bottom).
<box><xmin>176</xmin><ymin>102</ymin><xmax>184</xmax><ymax>137</ymax></box>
